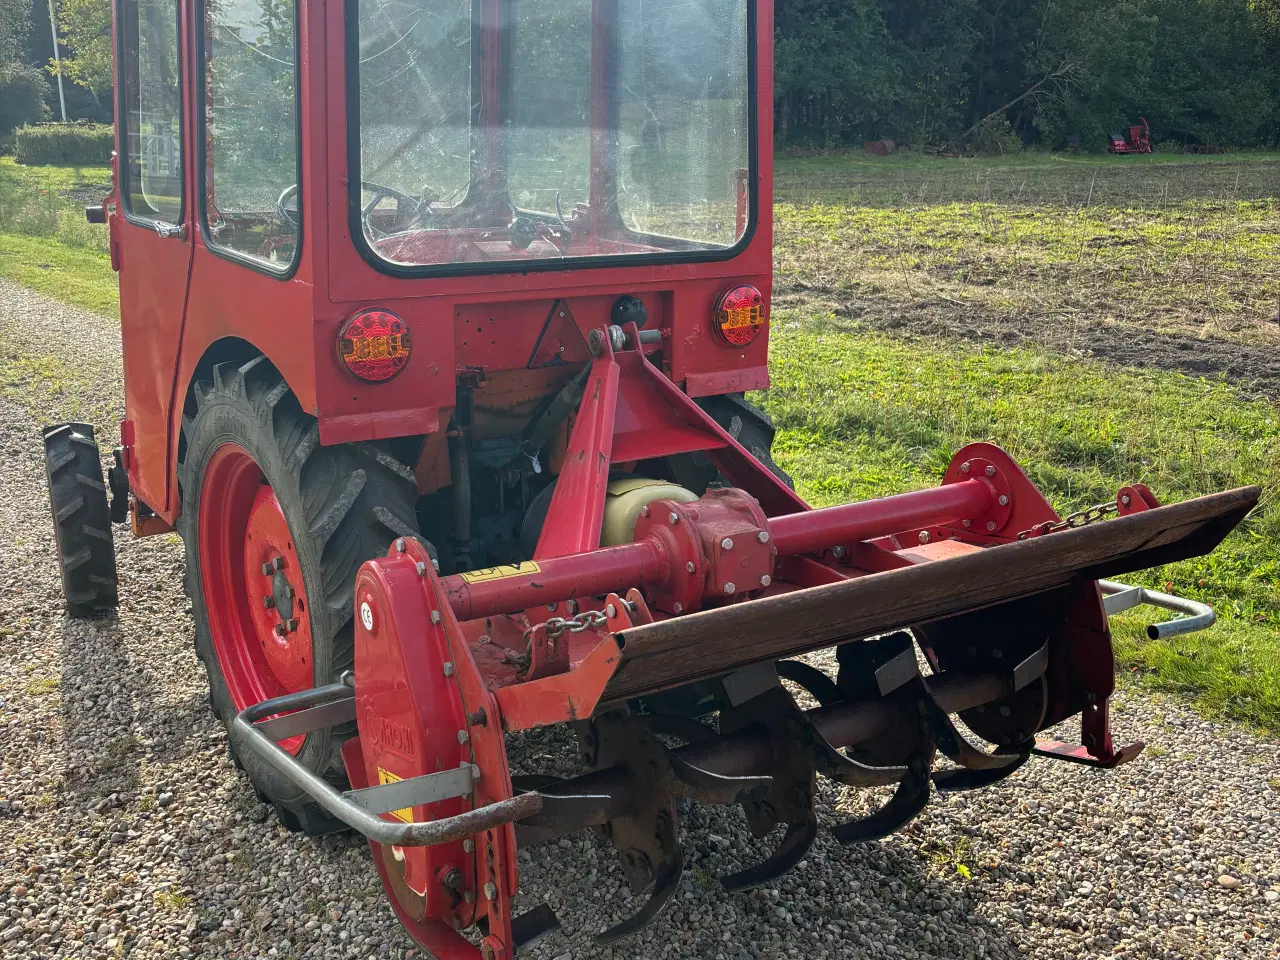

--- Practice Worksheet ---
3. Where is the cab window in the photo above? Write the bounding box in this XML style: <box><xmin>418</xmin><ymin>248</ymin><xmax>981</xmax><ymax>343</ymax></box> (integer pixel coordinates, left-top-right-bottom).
<box><xmin>201</xmin><ymin>0</ymin><xmax>300</xmax><ymax>272</ymax></box>
<box><xmin>118</xmin><ymin>0</ymin><xmax>183</xmax><ymax>225</ymax></box>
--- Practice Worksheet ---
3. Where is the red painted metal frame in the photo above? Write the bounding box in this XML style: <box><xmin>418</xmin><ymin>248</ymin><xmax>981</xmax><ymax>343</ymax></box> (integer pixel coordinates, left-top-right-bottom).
<box><xmin>108</xmin><ymin>0</ymin><xmax>776</xmax><ymax>524</ymax></box>
<box><xmin>349</xmin><ymin>537</ymin><xmax>522</xmax><ymax>959</ymax></box>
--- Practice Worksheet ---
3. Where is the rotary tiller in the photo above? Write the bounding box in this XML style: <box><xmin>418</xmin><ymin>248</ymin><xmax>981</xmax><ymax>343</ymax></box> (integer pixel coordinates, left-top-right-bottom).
<box><xmin>44</xmin><ymin>0</ymin><xmax>1258</xmax><ymax>956</ymax></box>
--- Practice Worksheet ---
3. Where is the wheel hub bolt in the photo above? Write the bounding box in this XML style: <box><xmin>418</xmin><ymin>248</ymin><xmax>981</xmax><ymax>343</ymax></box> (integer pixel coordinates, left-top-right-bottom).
<box><xmin>263</xmin><ymin>595</ymin><xmax>275</xmax><ymax>609</ymax></box>
<box><xmin>720</xmin><ymin>537</ymin><xmax>734</xmax><ymax>550</ymax></box>
<box><xmin>273</xmin><ymin>623</ymin><xmax>287</xmax><ymax>637</ymax></box>
<box><xmin>442</xmin><ymin>868</ymin><xmax>464</xmax><ymax>891</ymax></box>
<box><xmin>985</xmin><ymin>465</ymin><xmax>997</xmax><ymax>477</ymax></box>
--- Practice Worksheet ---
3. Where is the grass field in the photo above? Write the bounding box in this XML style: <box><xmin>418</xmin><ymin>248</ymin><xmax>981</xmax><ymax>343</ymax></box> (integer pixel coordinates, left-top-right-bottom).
<box><xmin>767</xmin><ymin>150</ymin><xmax>1280</xmax><ymax>729</ymax></box>
<box><xmin>1</xmin><ymin>148</ymin><xmax>1277</xmax><ymax>728</ymax></box>
<box><xmin>0</xmin><ymin>157</ymin><xmax>116</xmax><ymax>315</ymax></box>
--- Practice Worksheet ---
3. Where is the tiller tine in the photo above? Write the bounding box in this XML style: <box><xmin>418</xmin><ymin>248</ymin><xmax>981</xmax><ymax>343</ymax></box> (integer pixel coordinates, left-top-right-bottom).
<box><xmin>667</xmin><ymin>750</ymin><xmax>772</xmax><ymax>806</ymax></box>
<box><xmin>930</xmin><ymin>743</ymin><xmax>1034</xmax><ymax>792</ymax></box>
<box><xmin>720</xmin><ymin>814</ymin><xmax>818</xmax><ymax>893</ymax></box>
<box><xmin>830</xmin><ymin>761</ymin><xmax>932</xmax><ymax>845</ymax></box>
<box><xmin>594</xmin><ymin>854</ymin><xmax>684</xmax><ymax>946</ymax></box>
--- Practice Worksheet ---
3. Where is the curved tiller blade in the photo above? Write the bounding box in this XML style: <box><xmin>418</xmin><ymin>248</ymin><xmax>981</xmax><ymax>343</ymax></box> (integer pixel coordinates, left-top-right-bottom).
<box><xmin>594</xmin><ymin>852</ymin><xmax>684</xmax><ymax>946</ymax></box>
<box><xmin>918</xmin><ymin>642</ymin><xmax>1049</xmax><ymax>772</ymax></box>
<box><xmin>667</xmin><ymin>749</ymin><xmax>772</xmax><ymax>806</ymax></box>
<box><xmin>776</xmin><ymin>659</ymin><xmax>843</xmax><ymax>706</ymax></box>
<box><xmin>831</xmin><ymin>759</ymin><xmax>933</xmax><ymax>845</ymax></box>
<box><xmin>721</xmin><ymin>814</ymin><xmax>819</xmax><ymax>893</ymax></box>
<box><xmin>931</xmin><ymin>741</ymin><xmax>1035</xmax><ymax>791</ymax></box>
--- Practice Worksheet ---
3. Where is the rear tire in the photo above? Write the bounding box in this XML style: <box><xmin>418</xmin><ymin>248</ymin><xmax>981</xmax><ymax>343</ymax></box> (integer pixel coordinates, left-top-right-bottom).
<box><xmin>673</xmin><ymin>393</ymin><xmax>794</xmax><ymax>492</ymax></box>
<box><xmin>176</xmin><ymin>356</ymin><xmax>420</xmax><ymax>833</ymax></box>
<box><xmin>42</xmin><ymin>423</ymin><xmax>119</xmax><ymax>619</ymax></box>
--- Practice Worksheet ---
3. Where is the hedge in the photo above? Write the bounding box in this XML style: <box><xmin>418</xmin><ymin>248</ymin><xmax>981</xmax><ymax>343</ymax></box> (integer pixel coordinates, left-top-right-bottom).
<box><xmin>13</xmin><ymin>123</ymin><xmax>114</xmax><ymax>166</ymax></box>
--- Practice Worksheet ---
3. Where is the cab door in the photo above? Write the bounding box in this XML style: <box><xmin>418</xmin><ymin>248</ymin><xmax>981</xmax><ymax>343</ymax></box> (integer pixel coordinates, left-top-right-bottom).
<box><xmin>113</xmin><ymin>0</ymin><xmax>193</xmax><ymax>514</ymax></box>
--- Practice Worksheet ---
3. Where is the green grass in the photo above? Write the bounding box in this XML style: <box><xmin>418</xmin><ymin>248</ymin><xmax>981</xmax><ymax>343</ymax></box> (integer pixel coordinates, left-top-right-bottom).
<box><xmin>774</xmin><ymin>151</ymin><xmax>1280</xmax><ymax>349</ymax></box>
<box><xmin>757</xmin><ymin>321</ymin><xmax>1280</xmax><ymax>729</ymax></box>
<box><xmin>0</xmin><ymin>157</ymin><xmax>117</xmax><ymax>316</ymax></box>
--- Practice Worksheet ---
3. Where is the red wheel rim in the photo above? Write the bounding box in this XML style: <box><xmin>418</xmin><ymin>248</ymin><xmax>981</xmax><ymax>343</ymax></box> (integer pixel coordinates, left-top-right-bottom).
<box><xmin>198</xmin><ymin>443</ymin><xmax>315</xmax><ymax>755</ymax></box>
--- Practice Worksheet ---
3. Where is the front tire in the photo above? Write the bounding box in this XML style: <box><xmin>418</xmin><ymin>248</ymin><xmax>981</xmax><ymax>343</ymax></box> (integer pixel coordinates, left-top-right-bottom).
<box><xmin>176</xmin><ymin>356</ymin><xmax>420</xmax><ymax>832</ymax></box>
<box><xmin>42</xmin><ymin>423</ymin><xmax>119</xmax><ymax>619</ymax></box>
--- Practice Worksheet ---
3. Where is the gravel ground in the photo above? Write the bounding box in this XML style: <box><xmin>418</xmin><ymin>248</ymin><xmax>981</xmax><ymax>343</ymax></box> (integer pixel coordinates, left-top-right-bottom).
<box><xmin>1</xmin><ymin>278</ymin><xmax>1278</xmax><ymax>960</ymax></box>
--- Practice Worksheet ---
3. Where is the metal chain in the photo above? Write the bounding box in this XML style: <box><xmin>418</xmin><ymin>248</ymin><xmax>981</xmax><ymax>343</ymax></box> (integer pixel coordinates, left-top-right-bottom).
<box><xmin>1017</xmin><ymin>500</ymin><xmax>1118</xmax><ymax>540</ymax></box>
<box><xmin>543</xmin><ymin>609</ymin><xmax>610</xmax><ymax>639</ymax></box>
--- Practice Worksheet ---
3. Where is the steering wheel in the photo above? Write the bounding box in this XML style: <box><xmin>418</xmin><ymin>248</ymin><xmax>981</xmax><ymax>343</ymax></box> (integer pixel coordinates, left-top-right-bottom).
<box><xmin>276</xmin><ymin>184</ymin><xmax>300</xmax><ymax>232</ymax></box>
<box><xmin>360</xmin><ymin>181</ymin><xmax>431</xmax><ymax>239</ymax></box>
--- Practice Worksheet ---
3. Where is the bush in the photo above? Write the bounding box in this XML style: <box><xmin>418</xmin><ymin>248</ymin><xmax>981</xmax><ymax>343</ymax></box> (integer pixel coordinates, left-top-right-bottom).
<box><xmin>13</xmin><ymin>123</ymin><xmax>113</xmax><ymax>166</ymax></box>
<box><xmin>0</xmin><ymin>64</ymin><xmax>51</xmax><ymax>143</ymax></box>
<box><xmin>966</xmin><ymin>116</ymin><xmax>1023</xmax><ymax>157</ymax></box>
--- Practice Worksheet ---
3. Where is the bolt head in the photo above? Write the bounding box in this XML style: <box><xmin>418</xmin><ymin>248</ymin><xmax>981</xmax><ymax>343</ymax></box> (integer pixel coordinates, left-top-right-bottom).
<box><xmin>672</xmin><ymin>602</ymin><xmax>683</xmax><ymax>613</ymax></box>
<box><xmin>1121</xmin><ymin>494</ymin><xmax>1131</xmax><ymax>506</ymax></box>
<box><xmin>432</xmin><ymin>558</ymin><xmax>440</xmax><ymax>571</ymax></box>
<box><xmin>396</xmin><ymin>538</ymin><xmax>406</xmax><ymax>553</ymax></box>
<box><xmin>606</xmin><ymin>603</ymin><xmax>617</xmax><ymax>618</ymax></box>
<box><xmin>484</xmin><ymin>881</ymin><xmax>497</xmax><ymax>901</ymax></box>
<box><xmin>668</xmin><ymin>511</ymin><xmax>679</xmax><ymax>525</ymax></box>
<box><xmin>262</xmin><ymin>595</ymin><xmax>275</xmax><ymax>609</ymax></box>
<box><xmin>962</xmin><ymin>519</ymin><xmax>972</xmax><ymax>528</ymax></box>
<box><xmin>285</xmin><ymin>618</ymin><xmax>298</xmax><ymax>632</ymax></box>
<box><xmin>272</xmin><ymin>556</ymin><xmax>284</xmax><ymax>572</ymax></box>
<box><xmin>546</xmin><ymin>603</ymin><xmax>557</xmax><ymax>612</ymax></box>
<box><xmin>960</xmin><ymin>461</ymin><xmax>971</xmax><ymax>474</ymax></box>
<box><xmin>720</xmin><ymin>537</ymin><xmax>734</xmax><ymax>550</ymax></box>
<box><xmin>832</xmin><ymin>545</ymin><xmax>846</xmax><ymax>559</ymax></box>
<box><xmin>261</xmin><ymin>562</ymin><xmax>273</xmax><ymax>577</ymax></box>
<box><xmin>998</xmin><ymin>494</ymin><xmax>1009</xmax><ymax>506</ymax></box>
<box><xmin>759</xmin><ymin>574</ymin><xmax>771</xmax><ymax>587</ymax></box>
<box><xmin>685</xmin><ymin>561</ymin><xmax>696</xmax><ymax>573</ymax></box>
<box><xmin>462</xmin><ymin>838</ymin><xmax>474</xmax><ymax>853</ymax></box>
<box><xmin>640</xmin><ymin>505</ymin><xmax>650</xmax><ymax>517</ymax></box>
<box><xmin>918</xmin><ymin>531</ymin><xmax>931</xmax><ymax>544</ymax></box>
<box><xmin>986</xmin><ymin>520</ymin><xmax>997</xmax><ymax>532</ymax></box>
<box><xmin>442</xmin><ymin>661</ymin><xmax>455</xmax><ymax>677</ymax></box>
<box><xmin>273</xmin><ymin>623</ymin><xmax>286</xmax><ymax>637</ymax></box>
<box><xmin>985</xmin><ymin>464</ymin><xmax>997</xmax><ymax>477</ymax></box>
<box><xmin>416</xmin><ymin>561</ymin><xmax>427</xmax><ymax>575</ymax></box>
<box><xmin>284</xmin><ymin>584</ymin><xmax>295</xmax><ymax>600</ymax></box>
<box><xmin>999</xmin><ymin>705</ymin><xmax>1012</xmax><ymax>717</ymax></box>
<box><xmin>430</xmin><ymin>610</ymin><xmax>442</xmax><ymax>625</ymax></box>
<box><xmin>463</xmin><ymin>890</ymin><xmax>474</xmax><ymax>904</ymax></box>
<box><xmin>457</xmin><ymin>729</ymin><xmax>470</xmax><ymax>745</ymax></box>
<box><xmin>443</xmin><ymin>867</ymin><xmax>464</xmax><ymax>890</ymax></box>
<box><xmin>757</xmin><ymin>530</ymin><xmax>770</xmax><ymax>543</ymax></box>
<box><xmin>723</xmin><ymin>582</ymin><xmax>736</xmax><ymax>594</ymax></box>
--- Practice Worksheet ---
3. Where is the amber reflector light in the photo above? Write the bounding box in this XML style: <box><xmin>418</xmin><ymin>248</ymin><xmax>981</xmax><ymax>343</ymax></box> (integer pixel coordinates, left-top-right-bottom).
<box><xmin>712</xmin><ymin>285</ymin><xmax>766</xmax><ymax>347</ymax></box>
<box><xmin>338</xmin><ymin>309</ymin><xmax>411</xmax><ymax>382</ymax></box>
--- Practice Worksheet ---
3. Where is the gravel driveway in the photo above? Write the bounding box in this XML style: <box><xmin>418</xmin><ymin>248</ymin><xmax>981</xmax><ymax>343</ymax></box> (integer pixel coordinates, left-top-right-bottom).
<box><xmin>1</xmin><ymin>278</ymin><xmax>1277</xmax><ymax>960</ymax></box>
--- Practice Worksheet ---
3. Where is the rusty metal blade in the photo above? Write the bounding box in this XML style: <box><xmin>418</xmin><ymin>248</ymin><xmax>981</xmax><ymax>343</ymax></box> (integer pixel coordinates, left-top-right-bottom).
<box><xmin>606</xmin><ymin>487</ymin><xmax>1257</xmax><ymax>702</ymax></box>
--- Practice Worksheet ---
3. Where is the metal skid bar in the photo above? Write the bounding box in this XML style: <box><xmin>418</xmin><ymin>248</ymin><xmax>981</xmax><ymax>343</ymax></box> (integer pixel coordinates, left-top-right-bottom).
<box><xmin>231</xmin><ymin>682</ymin><xmax>541</xmax><ymax>845</ymax></box>
<box><xmin>1098</xmin><ymin>579</ymin><xmax>1215</xmax><ymax>639</ymax></box>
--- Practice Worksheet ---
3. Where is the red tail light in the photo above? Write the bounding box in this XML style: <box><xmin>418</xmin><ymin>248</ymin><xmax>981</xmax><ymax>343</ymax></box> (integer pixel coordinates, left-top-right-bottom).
<box><xmin>338</xmin><ymin>309</ymin><xmax>411</xmax><ymax>382</ymax></box>
<box><xmin>712</xmin><ymin>285</ymin><xmax>766</xmax><ymax>347</ymax></box>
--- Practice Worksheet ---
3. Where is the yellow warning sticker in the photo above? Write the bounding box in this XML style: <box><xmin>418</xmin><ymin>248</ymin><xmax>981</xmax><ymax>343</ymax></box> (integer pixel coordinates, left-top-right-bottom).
<box><xmin>377</xmin><ymin>768</ymin><xmax>413</xmax><ymax>823</ymax></box>
<box><xmin>458</xmin><ymin>561</ymin><xmax>541</xmax><ymax>584</ymax></box>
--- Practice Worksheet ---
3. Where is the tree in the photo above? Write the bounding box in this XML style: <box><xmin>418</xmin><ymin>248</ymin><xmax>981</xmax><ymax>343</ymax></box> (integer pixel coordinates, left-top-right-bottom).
<box><xmin>49</xmin><ymin>0</ymin><xmax>111</xmax><ymax>94</ymax></box>
<box><xmin>0</xmin><ymin>0</ymin><xmax>50</xmax><ymax>137</ymax></box>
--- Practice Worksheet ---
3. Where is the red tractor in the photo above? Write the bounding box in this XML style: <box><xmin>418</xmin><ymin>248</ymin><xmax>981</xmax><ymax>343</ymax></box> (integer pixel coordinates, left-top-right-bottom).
<box><xmin>46</xmin><ymin>0</ymin><xmax>1255</xmax><ymax>956</ymax></box>
<box><xmin>1107</xmin><ymin>117</ymin><xmax>1153</xmax><ymax>154</ymax></box>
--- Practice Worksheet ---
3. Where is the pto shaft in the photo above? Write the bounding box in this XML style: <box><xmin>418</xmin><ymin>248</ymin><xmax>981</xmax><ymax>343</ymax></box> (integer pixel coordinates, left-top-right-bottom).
<box><xmin>441</xmin><ymin>479</ymin><xmax>995</xmax><ymax>620</ymax></box>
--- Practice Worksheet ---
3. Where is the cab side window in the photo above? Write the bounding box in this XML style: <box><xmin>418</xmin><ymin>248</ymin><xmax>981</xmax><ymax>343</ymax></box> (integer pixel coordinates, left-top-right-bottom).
<box><xmin>119</xmin><ymin>0</ymin><xmax>183</xmax><ymax>225</ymax></box>
<box><xmin>201</xmin><ymin>0</ymin><xmax>300</xmax><ymax>272</ymax></box>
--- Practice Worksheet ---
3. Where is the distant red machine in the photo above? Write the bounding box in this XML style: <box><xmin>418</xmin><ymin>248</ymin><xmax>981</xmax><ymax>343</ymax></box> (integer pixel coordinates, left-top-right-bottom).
<box><xmin>1107</xmin><ymin>118</ymin><xmax>1152</xmax><ymax>154</ymax></box>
